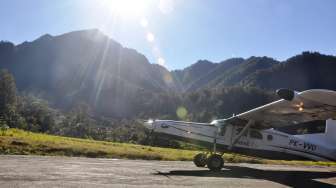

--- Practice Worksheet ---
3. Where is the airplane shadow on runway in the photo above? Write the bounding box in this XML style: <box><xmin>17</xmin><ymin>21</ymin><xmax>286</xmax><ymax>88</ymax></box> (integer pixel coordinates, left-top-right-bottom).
<box><xmin>154</xmin><ymin>166</ymin><xmax>336</xmax><ymax>188</ymax></box>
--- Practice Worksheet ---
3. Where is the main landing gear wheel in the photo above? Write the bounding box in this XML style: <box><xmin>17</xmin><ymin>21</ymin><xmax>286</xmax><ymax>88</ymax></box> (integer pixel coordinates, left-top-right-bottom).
<box><xmin>207</xmin><ymin>154</ymin><xmax>224</xmax><ymax>171</ymax></box>
<box><xmin>193</xmin><ymin>153</ymin><xmax>207</xmax><ymax>167</ymax></box>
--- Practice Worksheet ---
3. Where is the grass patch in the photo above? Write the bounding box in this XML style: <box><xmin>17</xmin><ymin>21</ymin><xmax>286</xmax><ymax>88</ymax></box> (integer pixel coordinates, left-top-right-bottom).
<box><xmin>0</xmin><ymin>129</ymin><xmax>335</xmax><ymax>166</ymax></box>
<box><xmin>0</xmin><ymin>129</ymin><xmax>199</xmax><ymax>161</ymax></box>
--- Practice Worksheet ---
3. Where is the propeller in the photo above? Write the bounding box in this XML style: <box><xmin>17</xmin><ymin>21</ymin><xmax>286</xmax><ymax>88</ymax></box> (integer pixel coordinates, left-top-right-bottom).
<box><xmin>276</xmin><ymin>88</ymin><xmax>298</xmax><ymax>101</ymax></box>
<box><xmin>141</xmin><ymin>119</ymin><xmax>156</xmax><ymax>145</ymax></box>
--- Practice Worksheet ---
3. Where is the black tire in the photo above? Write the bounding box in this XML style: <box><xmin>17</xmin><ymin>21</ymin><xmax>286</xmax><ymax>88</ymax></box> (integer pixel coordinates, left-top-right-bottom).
<box><xmin>207</xmin><ymin>154</ymin><xmax>224</xmax><ymax>171</ymax></box>
<box><xmin>193</xmin><ymin>153</ymin><xmax>207</xmax><ymax>167</ymax></box>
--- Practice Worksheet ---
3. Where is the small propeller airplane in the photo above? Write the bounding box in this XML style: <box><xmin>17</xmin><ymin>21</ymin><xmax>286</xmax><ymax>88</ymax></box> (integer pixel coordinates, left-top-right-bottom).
<box><xmin>144</xmin><ymin>89</ymin><xmax>336</xmax><ymax>171</ymax></box>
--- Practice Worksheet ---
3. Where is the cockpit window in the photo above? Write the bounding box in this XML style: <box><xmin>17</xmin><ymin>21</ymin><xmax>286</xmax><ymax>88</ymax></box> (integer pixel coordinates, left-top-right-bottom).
<box><xmin>219</xmin><ymin>127</ymin><xmax>226</xmax><ymax>136</ymax></box>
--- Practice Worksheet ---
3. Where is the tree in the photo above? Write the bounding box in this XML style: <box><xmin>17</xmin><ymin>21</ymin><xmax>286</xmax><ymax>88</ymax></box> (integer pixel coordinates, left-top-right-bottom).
<box><xmin>0</xmin><ymin>69</ymin><xmax>20</xmax><ymax>128</ymax></box>
<box><xmin>17</xmin><ymin>95</ymin><xmax>56</xmax><ymax>132</ymax></box>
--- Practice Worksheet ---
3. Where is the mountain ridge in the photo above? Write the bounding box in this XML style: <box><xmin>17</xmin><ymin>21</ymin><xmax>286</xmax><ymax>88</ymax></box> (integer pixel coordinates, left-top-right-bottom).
<box><xmin>1</xmin><ymin>29</ymin><xmax>336</xmax><ymax>118</ymax></box>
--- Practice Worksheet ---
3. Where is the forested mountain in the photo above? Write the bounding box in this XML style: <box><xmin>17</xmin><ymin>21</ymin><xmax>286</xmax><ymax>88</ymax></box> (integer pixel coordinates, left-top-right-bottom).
<box><xmin>175</xmin><ymin>53</ymin><xmax>336</xmax><ymax>92</ymax></box>
<box><xmin>0</xmin><ymin>29</ymin><xmax>177</xmax><ymax>117</ymax></box>
<box><xmin>172</xmin><ymin>59</ymin><xmax>218</xmax><ymax>90</ymax></box>
<box><xmin>242</xmin><ymin>52</ymin><xmax>336</xmax><ymax>90</ymax></box>
<box><xmin>0</xmin><ymin>29</ymin><xmax>336</xmax><ymax>120</ymax></box>
<box><xmin>173</xmin><ymin>57</ymin><xmax>279</xmax><ymax>91</ymax></box>
<box><xmin>172</xmin><ymin>58</ymin><xmax>245</xmax><ymax>91</ymax></box>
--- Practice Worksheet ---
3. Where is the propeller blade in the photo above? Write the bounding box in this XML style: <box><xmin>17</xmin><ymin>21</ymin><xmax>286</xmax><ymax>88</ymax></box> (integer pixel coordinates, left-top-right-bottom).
<box><xmin>143</xmin><ymin>119</ymin><xmax>156</xmax><ymax>145</ymax></box>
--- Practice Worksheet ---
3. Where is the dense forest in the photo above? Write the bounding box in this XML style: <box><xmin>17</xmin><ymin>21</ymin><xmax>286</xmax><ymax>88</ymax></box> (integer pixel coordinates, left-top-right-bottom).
<box><xmin>0</xmin><ymin>68</ymin><xmax>275</xmax><ymax>147</ymax></box>
<box><xmin>0</xmin><ymin>29</ymin><xmax>335</xmax><ymax>147</ymax></box>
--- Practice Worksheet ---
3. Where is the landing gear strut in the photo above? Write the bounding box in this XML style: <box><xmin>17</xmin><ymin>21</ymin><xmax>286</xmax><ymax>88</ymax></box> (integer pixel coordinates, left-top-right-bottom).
<box><xmin>207</xmin><ymin>136</ymin><xmax>224</xmax><ymax>171</ymax></box>
<box><xmin>193</xmin><ymin>120</ymin><xmax>254</xmax><ymax>171</ymax></box>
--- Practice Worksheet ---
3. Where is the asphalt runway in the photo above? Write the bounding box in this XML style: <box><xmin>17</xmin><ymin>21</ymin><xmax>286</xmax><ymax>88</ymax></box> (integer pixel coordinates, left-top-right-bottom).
<box><xmin>0</xmin><ymin>155</ymin><xmax>335</xmax><ymax>188</ymax></box>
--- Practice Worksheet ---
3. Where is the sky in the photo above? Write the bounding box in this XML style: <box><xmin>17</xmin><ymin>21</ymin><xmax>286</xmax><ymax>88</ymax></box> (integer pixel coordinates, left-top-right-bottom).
<box><xmin>1</xmin><ymin>0</ymin><xmax>336</xmax><ymax>70</ymax></box>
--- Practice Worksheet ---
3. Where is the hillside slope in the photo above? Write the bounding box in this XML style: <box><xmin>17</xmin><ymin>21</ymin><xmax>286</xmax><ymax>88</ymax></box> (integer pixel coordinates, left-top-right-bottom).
<box><xmin>0</xmin><ymin>30</ymin><xmax>176</xmax><ymax>117</ymax></box>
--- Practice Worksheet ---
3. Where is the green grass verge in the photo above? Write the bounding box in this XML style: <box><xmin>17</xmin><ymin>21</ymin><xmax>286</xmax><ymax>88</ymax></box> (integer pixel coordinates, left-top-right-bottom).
<box><xmin>0</xmin><ymin>129</ymin><xmax>335</xmax><ymax>166</ymax></box>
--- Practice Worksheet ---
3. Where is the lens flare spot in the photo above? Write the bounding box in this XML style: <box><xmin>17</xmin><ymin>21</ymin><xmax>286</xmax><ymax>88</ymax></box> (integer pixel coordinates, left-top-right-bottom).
<box><xmin>146</xmin><ymin>32</ymin><xmax>155</xmax><ymax>42</ymax></box>
<box><xmin>176</xmin><ymin>106</ymin><xmax>188</xmax><ymax>120</ymax></box>
<box><xmin>163</xmin><ymin>72</ymin><xmax>173</xmax><ymax>84</ymax></box>
<box><xmin>140</xmin><ymin>18</ymin><xmax>148</xmax><ymax>27</ymax></box>
<box><xmin>158</xmin><ymin>57</ymin><xmax>165</xmax><ymax>66</ymax></box>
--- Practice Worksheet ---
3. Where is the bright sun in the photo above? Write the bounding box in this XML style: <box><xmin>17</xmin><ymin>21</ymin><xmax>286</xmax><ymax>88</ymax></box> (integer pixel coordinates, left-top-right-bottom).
<box><xmin>101</xmin><ymin>0</ymin><xmax>150</xmax><ymax>18</ymax></box>
<box><xmin>94</xmin><ymin>0</ymin><xmax>170</xmax><ymax>68</ymax></box>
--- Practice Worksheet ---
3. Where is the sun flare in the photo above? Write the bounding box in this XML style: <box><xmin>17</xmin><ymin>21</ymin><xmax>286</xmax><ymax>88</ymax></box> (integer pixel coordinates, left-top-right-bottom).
<box><xmin>101</xmin><ymin>0</ymin><xmax>150</xmax><ymax>18</ymax></box>
<box><xmin>95</xmin><ymin>0</ymin><xmax>169</xmax><ymax>68</ymax></box>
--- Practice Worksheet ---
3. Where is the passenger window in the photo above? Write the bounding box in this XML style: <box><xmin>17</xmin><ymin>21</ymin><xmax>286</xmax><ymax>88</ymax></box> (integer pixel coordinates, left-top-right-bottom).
<box><xmin>250</xmin><ymin>130</ymin><xmax>263</xmax><ymax>140</ymax></box>
<box><xmin>267</xmin><ymin>134</ymin><xmax>273</xmax><ymax>141</ymax></box>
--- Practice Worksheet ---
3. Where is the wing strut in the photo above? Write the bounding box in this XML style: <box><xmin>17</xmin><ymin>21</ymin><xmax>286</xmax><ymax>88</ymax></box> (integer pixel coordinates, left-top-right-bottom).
<box><xmin>228</xmin><ymin>120</ymin><xmax>254</xmax><ymax>150</ymax></box>
<box><xmin>213</xmin><ymin>134</ymin><xmax>217</xmax><ymax>153</ymax></box>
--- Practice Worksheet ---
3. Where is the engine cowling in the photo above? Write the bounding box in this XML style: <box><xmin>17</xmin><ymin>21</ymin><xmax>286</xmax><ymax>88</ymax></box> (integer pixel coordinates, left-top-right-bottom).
<box><xmin>276</xmin><ymin>88</ymin><xmax>296</xmax><ymax>101</ymax></box>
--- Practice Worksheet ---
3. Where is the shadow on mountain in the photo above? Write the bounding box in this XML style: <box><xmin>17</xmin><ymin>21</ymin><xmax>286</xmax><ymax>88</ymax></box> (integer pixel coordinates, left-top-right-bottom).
<box><xmin>154</xmin><ymin>165</ymin><xmax>336</xmax><ymax>188</ymax></box>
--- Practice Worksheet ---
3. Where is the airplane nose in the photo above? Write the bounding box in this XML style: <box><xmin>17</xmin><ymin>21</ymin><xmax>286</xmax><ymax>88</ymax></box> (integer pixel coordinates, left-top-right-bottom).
<box><xmin>143</xmin><ymin>119</ymin><xmax>155</xmax><ymax>130</ymax></box>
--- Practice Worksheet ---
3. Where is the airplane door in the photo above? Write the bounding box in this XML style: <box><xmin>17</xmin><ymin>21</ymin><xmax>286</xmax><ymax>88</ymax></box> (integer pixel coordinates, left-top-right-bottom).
<box><xmin>217</xmin><ymin>126</ymin><xmax>227</xmax><ymax>144</ymax></box>
<box><xmin>233</xmin><ymin>126</ymin><xmax>251</xmax><ymax>148</ymax></box>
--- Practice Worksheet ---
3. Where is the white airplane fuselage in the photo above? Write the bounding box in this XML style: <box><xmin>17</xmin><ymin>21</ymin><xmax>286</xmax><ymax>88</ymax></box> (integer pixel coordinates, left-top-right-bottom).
<box><xmin>145</xmin><ymin>119</ymin><xmax>336</xmax><ymax>161</ymax></box>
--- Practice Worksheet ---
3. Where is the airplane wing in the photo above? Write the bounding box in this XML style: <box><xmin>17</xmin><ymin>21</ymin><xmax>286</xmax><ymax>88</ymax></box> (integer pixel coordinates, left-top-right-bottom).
<box><xmin>218</xmin><ymin>89</ymin><xmax>336</xmax><ymax>129</ymax></box>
